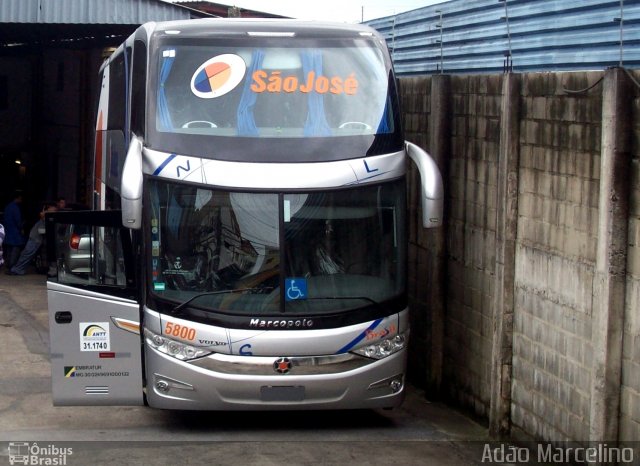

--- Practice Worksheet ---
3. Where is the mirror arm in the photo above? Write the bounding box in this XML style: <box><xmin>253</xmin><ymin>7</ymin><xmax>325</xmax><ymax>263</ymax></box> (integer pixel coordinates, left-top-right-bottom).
<box><xmin>406</xmin><ymin>141</ymin><xmax>444</xmax><ymax>228</ymax></box>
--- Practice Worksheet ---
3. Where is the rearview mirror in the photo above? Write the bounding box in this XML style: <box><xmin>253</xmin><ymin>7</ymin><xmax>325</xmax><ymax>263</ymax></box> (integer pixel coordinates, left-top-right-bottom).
<box><xmin>121</xmin><ymin>136</ymin><xmax>143</xmax><ymax>229</ymax></box>
<box><xmin>406</xmin><ymin>141</ymin><xmax>444</xmax><ymax>228</ymax></box>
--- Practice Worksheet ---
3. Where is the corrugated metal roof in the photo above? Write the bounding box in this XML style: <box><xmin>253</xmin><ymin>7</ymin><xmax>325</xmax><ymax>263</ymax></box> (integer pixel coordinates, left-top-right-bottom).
<box><xmin>173</xmin><ymin>1</ymin><xmax>287</xmax><ymax>18</ymax></box>
<box><xmin>366</xmin><ymin>0</ymin><xmax>640</xmax><ymax>75</ymax></box>
<box><xmin>0</xmin><ymin>0</ymin><xmax>193</xmax><ymax>24</ymax></box>
<box><xmin>0</xmin><ymin>0</ymin><xmax>206</xmax><ymax>49</ymax></box>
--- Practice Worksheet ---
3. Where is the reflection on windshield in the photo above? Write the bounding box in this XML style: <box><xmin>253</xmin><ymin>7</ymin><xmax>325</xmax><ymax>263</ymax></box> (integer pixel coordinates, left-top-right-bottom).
<box><xmin>155</xmin><ymin>43</ymin><xmax>393</xmax><ymax>138</ymax></box>
<box><xmin>148</xmin><ymin>179</ymin><xmax>406</xmax><ymax>315</ymax></box>
<box><xmin>150</xmin><ymin>184</ymin><xmax>280</xmax><ymax>312</ymax></box>
<box><xmin>283</xmin><ymin>185</ymin><xmax>405</xmax><ymax>312</ymax></box>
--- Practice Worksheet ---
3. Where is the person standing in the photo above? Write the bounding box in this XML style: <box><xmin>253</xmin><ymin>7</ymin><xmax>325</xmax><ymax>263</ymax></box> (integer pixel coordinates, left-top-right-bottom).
<box><xmin>3</xmin><ymin>192</ymin><xmax>25</xmax><ymax>271</ymax></box>
<box><xmin>0</xmin><ymin>223</ymin><xmax>4</xmax><ymax>268</ymax></box>
<box><xmin>8</xmin><ymin>203</ymin><xmax>57</xmax><ymax>275</ymax></box>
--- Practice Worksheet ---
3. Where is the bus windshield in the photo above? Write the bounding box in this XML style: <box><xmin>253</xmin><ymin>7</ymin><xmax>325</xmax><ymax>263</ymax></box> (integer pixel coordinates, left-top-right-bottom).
<box><xmin>148</xmin><ymin>37</ymin><xmax>402</xmax><ymax>162</ymax></box>
<box><xmin>147</xmin><ymin>178</ymin><xmax>406</xmax><ymax>316</ymax></box>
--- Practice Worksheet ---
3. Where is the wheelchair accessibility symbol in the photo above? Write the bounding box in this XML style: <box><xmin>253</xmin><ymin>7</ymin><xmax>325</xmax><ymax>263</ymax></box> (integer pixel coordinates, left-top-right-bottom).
<box><xmin>285</xmin><ymin>278</ymin><xmax>308</xmax><ymax>301</ymax></box>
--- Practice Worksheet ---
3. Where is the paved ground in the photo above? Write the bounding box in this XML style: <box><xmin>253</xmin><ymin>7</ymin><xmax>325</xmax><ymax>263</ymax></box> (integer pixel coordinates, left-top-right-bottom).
<box><xmin>0</xmin><ymin>271</ymin><xmax>493</xmax><ymax>465</ymax></box>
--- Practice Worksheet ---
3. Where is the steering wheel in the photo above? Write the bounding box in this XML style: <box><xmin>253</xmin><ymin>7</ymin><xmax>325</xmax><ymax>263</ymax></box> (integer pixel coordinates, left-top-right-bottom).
<box><xmin>338</xmin><ymin>121</ymin><xmax>372</xmax><ymax>130</ymax></box>
<box><xmin>181</xmin><ymin>120</ymin><xmax>218</xmax><ymax>129</ymax></box>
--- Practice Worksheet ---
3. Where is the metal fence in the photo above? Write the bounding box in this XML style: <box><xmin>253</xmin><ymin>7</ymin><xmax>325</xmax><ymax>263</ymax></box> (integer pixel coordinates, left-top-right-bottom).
<box><xmin>365</xmin><ymin>0</ymin><xmax>640</xmax><ymax>75</ymax></box>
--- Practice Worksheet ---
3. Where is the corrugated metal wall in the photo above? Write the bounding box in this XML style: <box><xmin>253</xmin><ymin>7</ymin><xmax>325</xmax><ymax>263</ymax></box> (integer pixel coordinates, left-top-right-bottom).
<box><xmin>0</xmin><ymin>0</ymin><xmax>192</xmax><ymax>24</ymax></box>
<box><xmin>366</xmin><ymin>0</ymin><xmax>640</xmax><ymax>75</ymax></box>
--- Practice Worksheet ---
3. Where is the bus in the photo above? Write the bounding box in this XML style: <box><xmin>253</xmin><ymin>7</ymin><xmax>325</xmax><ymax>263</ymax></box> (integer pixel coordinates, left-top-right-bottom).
<box><xmin>45</xmin><ymin>19</ymin><xmax>443</xmax><ymax>410</ymax></box>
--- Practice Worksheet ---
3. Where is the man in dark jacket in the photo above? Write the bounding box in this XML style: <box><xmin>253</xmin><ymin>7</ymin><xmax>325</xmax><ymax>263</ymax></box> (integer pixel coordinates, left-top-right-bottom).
<box><xmin>8</xmin><ymin>203</ymin><xmax>56</xmax><ymax>275</ymax></box>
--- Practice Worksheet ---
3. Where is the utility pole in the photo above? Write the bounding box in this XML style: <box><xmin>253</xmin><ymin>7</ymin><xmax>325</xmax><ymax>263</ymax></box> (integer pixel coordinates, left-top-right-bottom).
<box><xmin>619</xmin><ymin>0</ymin><xmax>624</xmax><ymax>66</ymax></box>
<box><xmin>435</xmin><ymin>10</ymin><xmax>443</xmax><ymax>73</ymax></box>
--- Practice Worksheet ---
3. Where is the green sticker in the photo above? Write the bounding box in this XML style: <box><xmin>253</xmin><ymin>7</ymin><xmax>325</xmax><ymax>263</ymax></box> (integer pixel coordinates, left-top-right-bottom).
<box><xmin>154</xmin><ymin>282</ymin><xmax>166</xmax><ymax>291</ymax></box>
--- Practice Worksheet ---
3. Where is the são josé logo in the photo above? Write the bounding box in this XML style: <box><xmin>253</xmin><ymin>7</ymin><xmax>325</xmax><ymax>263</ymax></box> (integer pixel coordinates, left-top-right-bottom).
<box><xmin>191</xmin><ymin>54</ymin><xmax>246</xmax><ymax>99</ymax></box>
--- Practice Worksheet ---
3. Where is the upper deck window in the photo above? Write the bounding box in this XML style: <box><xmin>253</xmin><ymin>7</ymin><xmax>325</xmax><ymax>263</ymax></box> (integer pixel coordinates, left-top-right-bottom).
<box><xmin>147</xmin><ymin>37</ymin><xmax>402</xmax><ymax>162</ymax></box>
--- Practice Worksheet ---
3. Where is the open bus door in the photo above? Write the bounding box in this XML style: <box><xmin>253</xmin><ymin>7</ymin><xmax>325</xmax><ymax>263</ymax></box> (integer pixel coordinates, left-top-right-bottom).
<box><xmin>45</xmin><ymin>210</ymin><xmax>144</xmax><ymax>405</ymax></box>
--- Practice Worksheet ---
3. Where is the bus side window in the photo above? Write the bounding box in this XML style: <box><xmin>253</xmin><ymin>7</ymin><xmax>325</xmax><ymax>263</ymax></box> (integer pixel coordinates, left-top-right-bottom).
<box><xmin>131</xmin><ymin>40</ymin><xmax>147</xmax><ymax>138</ymax></box>
<box><xmin>103</xmin><ymin>51</ymin><xmax>129</xmax><ymax>199</ymax></box>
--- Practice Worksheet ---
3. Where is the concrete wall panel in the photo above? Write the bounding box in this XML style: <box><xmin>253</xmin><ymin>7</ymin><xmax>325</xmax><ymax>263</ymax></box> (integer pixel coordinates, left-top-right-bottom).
<box><xmin>401</xmin><ymin>68</ymin><xmax>638</xmax><ymax>445</ymax></box>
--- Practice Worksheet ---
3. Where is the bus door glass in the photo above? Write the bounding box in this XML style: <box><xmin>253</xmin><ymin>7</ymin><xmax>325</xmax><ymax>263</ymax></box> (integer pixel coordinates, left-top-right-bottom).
<box><xmin>45</xmin><ymin>210</ymin><xmax>143</xmax><ymax>405</ymax></box>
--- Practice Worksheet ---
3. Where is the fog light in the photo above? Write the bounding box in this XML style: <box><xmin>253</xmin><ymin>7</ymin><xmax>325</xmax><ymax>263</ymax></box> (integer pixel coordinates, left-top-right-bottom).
<box><xmin>156</xmin><ymin>380</ymin><xmax>169</xmax><ymax>392</ymax></box>
<box><xmin>389</xmin><ymin>378</ymin><xmax>403</xmax><ymax>393</ymax></box>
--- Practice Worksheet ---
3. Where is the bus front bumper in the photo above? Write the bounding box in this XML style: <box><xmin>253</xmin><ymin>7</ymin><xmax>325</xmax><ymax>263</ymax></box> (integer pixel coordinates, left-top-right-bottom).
<box><xmin>144</xmin><ymin>345</ymin><xmax>407</xmax><ymax>410</ymax></box>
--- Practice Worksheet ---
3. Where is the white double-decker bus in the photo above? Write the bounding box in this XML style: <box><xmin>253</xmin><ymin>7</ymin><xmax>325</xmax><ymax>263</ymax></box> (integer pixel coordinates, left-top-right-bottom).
<box><xmin>45</xmin><ymin>19</ymin><xmax>442</xmax><ymax>410</ymax></box>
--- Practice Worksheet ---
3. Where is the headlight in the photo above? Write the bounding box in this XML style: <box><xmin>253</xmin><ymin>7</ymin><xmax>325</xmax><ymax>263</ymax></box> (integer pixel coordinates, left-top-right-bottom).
<box><xmin>144</xmin><ymin>329</ymin><xmax>212</xmax><ymax>361</ymax></box>
<box><xmin>352</xmin><ymin>333</ymin><xmax>406</xmax><ymax>360</ymax></box>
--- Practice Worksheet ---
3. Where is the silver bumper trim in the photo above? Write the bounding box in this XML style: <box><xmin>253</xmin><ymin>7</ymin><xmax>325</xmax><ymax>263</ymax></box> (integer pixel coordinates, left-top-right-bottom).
<box><xmin>190</xmin><ymin>351</ymin><xmax>374</xmax><ymax>376</ymax></box>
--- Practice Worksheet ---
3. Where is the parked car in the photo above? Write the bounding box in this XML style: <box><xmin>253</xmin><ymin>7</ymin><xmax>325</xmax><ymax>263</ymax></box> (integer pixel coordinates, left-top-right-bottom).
<box><xmin>57</xmin><ymin>224</ymin><xmax>92</xmax><ymax>274</ymax></box>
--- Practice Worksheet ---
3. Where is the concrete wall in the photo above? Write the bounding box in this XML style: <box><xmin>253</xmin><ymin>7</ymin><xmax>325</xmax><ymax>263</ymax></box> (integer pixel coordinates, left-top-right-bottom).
<box><xmin>402</xmin><ymin>68</ymin><xmax>639</xmax><ymax>445</ymax></box>
<box><xmin>621</xmin><ymin>74</ymin><xmax>640</xmax><ymax>443</ymax></box>
<box><xmin>512</xmin><ymin>72</ymin><xmax>601</xmax><ymax>442</ymax></box>
<box><xmin>443</xmin><ymin>75</ymin><xmax>502</xmax><ymax>418</ymax></box>
<box><xmin>401</xmin><ymin>77</ymin><xmax>433</xmax><ymax>389</ymax></box>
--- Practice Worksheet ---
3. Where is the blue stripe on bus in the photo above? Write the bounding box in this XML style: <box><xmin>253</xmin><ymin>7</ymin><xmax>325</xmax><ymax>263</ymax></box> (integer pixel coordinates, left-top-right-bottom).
<box><xmin>336</xmin><ymin>318</ymin><xmax>383</xmax><ymax>354</ymax></box>
<box><xmin>152</xmin><ymin>153</ymin><xmax>177</xmax><ymax>176</ymax></box>
<box><xmin>359</xmin><ymin>170</ymin><xmax>391</xmax><ymax>182</ymax></box>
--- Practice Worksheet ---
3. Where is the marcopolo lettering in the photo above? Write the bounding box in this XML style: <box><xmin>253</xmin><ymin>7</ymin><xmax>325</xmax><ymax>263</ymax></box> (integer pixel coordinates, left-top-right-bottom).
<box><xmin>251</xmin><ymin>70</ymin><xmax>358</xmax><ymax>95</ymax></box>
<box><xmin>249</xmin><ymin>318</ymin><xmax>314</xmax><ymax>329</ymax></box>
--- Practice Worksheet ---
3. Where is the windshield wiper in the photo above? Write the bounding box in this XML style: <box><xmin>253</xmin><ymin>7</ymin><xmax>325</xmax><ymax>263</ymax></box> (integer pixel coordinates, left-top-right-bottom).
<box><xmin>172</xmin><ymin>287</ymin><xmax>274</xmax><ymax>314</ymax></box>
<box><xmin>304</xmin><ymin>295</ymin><xmax>381</xmax><ymax>309</ymax></box>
